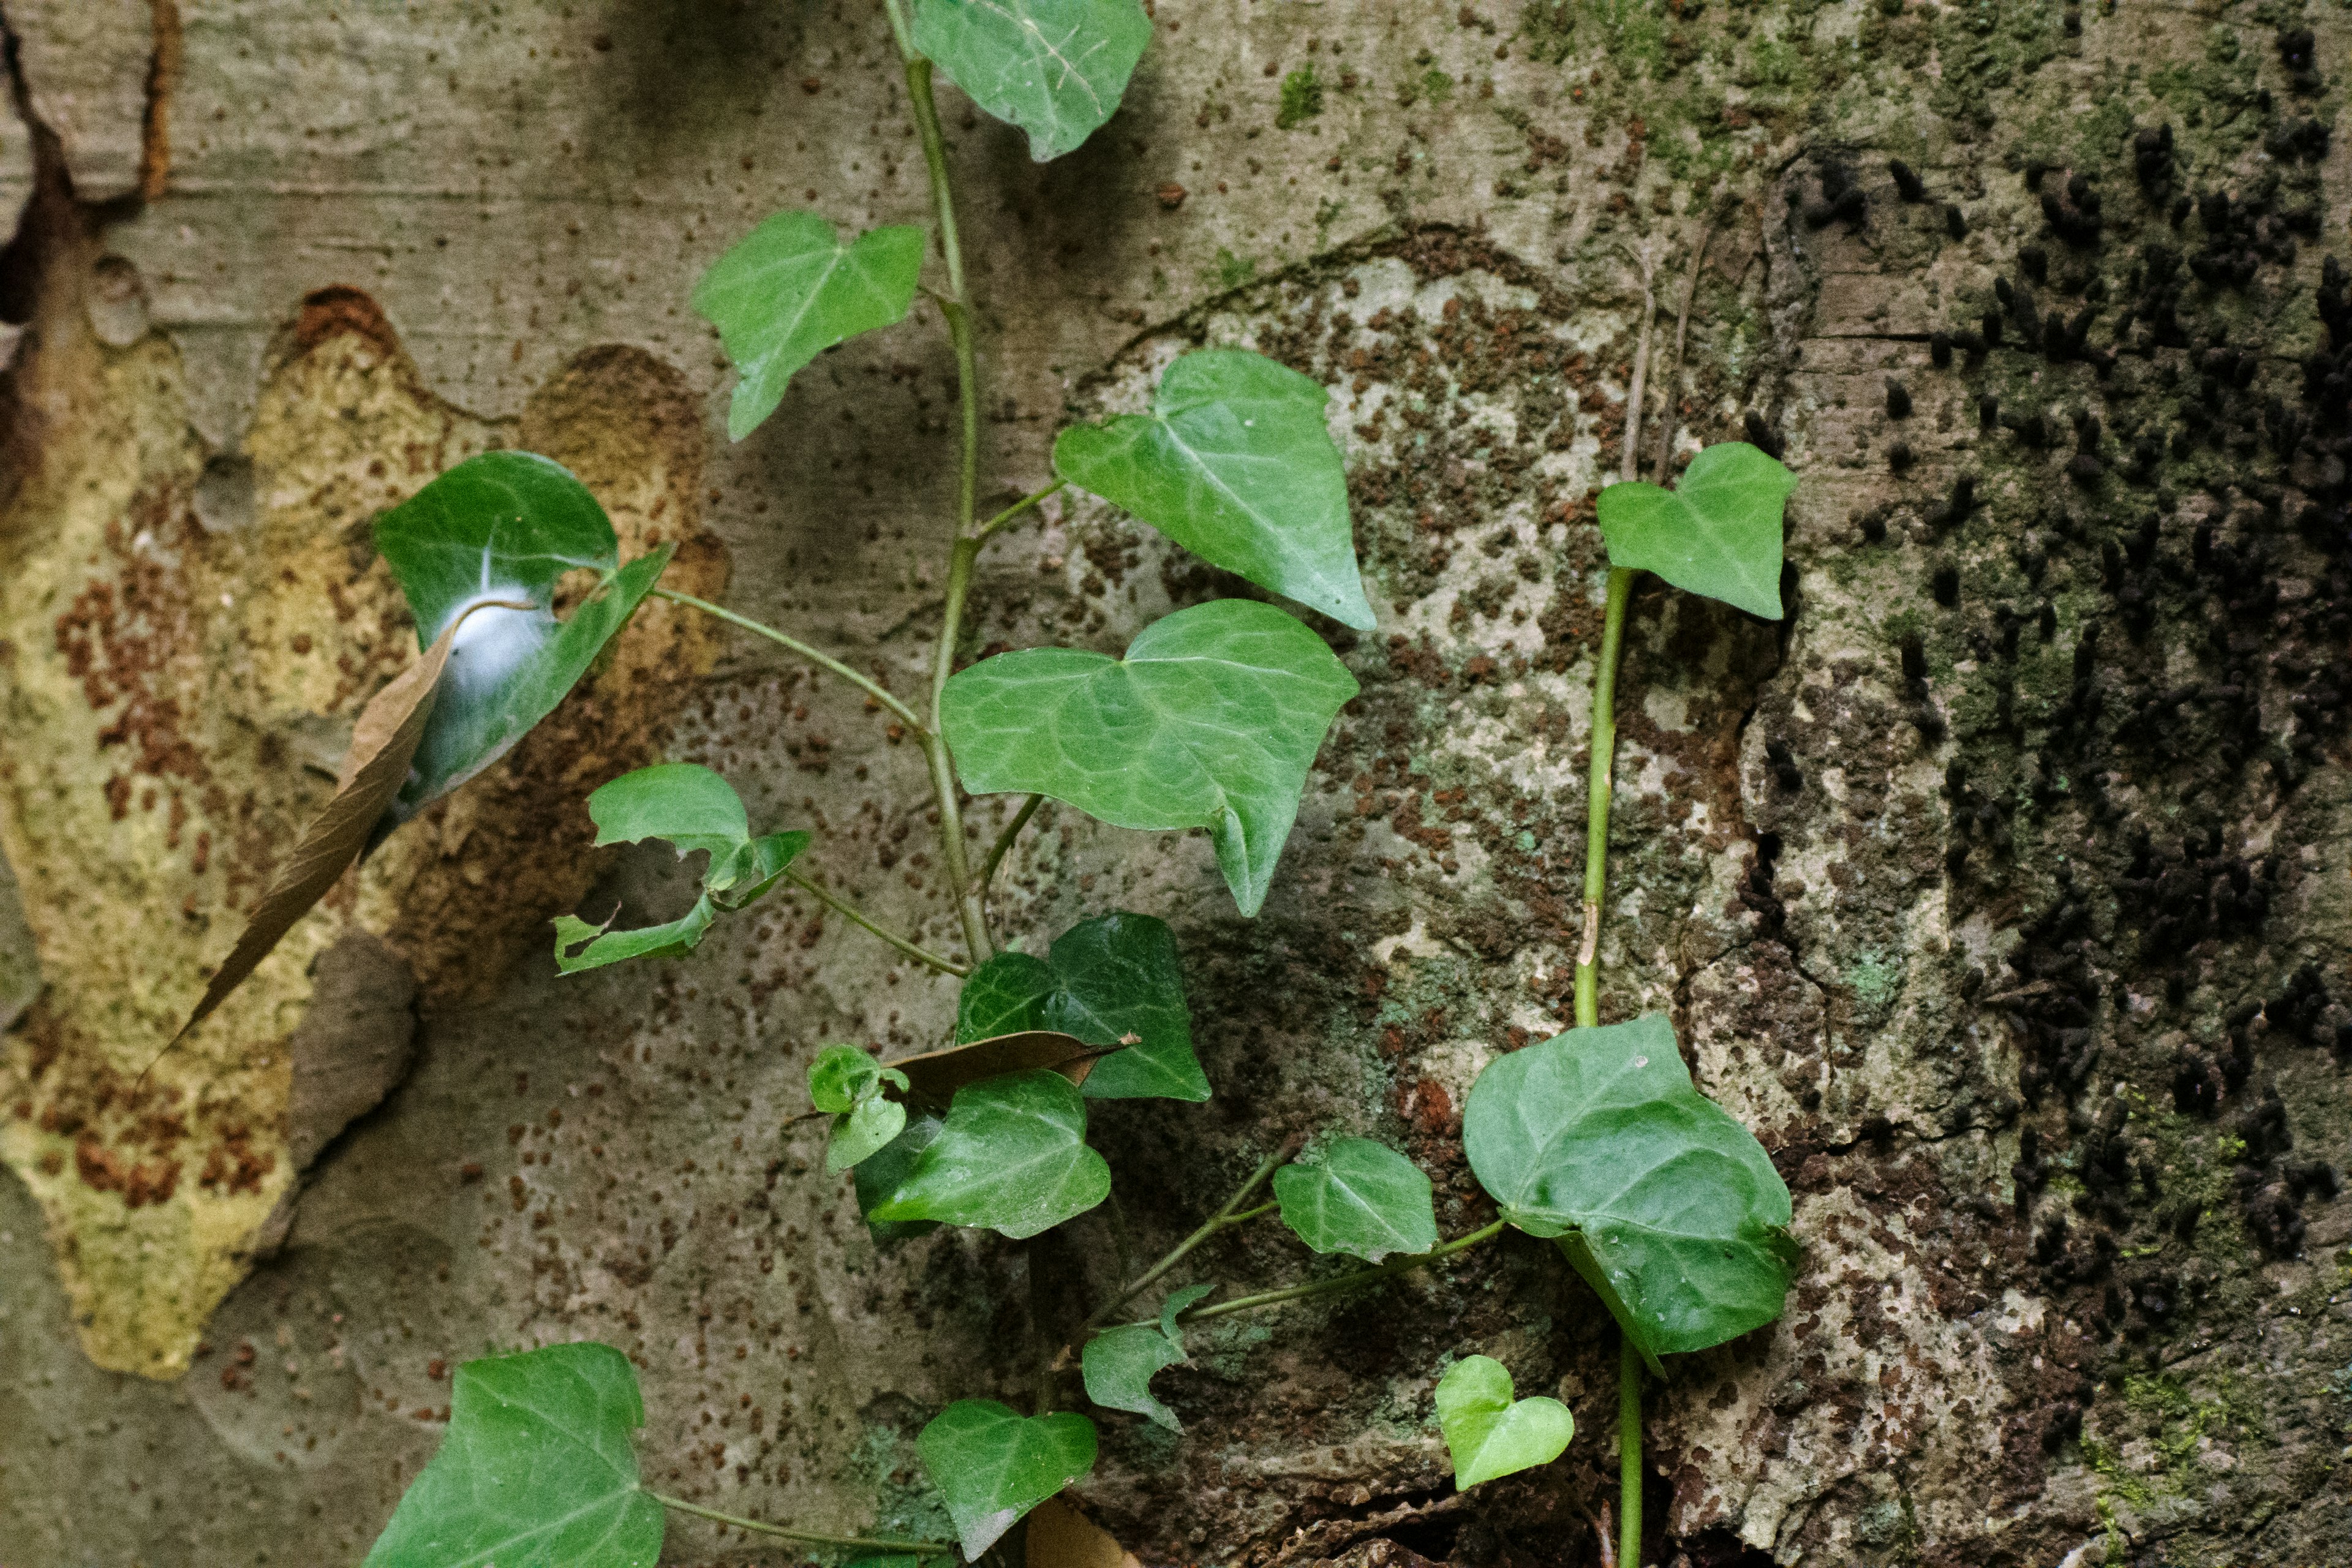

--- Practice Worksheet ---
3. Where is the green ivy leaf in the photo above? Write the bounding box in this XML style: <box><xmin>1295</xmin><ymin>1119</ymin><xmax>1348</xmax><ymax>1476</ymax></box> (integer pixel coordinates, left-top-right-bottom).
<box><xmin>1433</xmin><ymin>1355</ymin><xmax>1574</xmax><ymax>1489</ymax></box>
<box><xmin>867</xmin><ymin>1070</ymin><xmax>1110</xmax><ymax>1238</ymax></box>
<box><xmin>809</xmin><ymin>1044</ymin><xmax>886</xmax><ymax>1114</ymax></box>
<box><xmin>1159</xmin><ymin>1281</ymin><xmax>1214</xmax><ymax>1341</ymax></box>
<box><xmin>955</xmin><ymin>913</ymin><xmax>1207</xmax><ymax>1101</ymax></box>
<box><xmin>1081</xmin><ymin>1323</ymin><xmax>1186</xmax><ymax>1430</ymax></box>
<box><xmin>362</xmin><ymin>1342</ymin><xmax>663</xmax><ymax>1567</ymax></box>
<box><xmin>552</xmin><ymin>900</ymin><xmax>717</xmax><ymax>974</ymax></box>
<box><xmin>1272</xmin><ymin>1137</ymin><xmax>1439</xmax><ymax>1262</ymax></box>
<box><xmin>827</xmin><ymin>1095</ymin><xmax>910</xmax><ymax>1175</ymax></box>
<box><xmin>1461</xmin><ymin>1014</ymin><xmax>1797</xmax><ymax>1368</ymax></box>
<box><xmin>855</xmin><ymin>1113</ymin><xmax>946</xmax><ymax>1242</ymax></box>
<box><xmin>710</xmin><ymin>831</ymin><xmax>808</xmax><ymax>905</ymax></box>
<box><xmin>1054</xmin><ymin>349</ymin><xmax>1374</xmax><ymax>630</ymax></box>
<box><xmin>1594</xmin><ymin>441</ymin><xmax>1794</xmax><ymax>620</ymax></box>
<box><xmin>911</xmin><ymin>0</ymin><xmax>1152</xmax><ymax>162</ymax></box>
<box><xmin>692</xmin><ymin>213</ymin><xmax>926</xmax><ymax>440</ymax></box>
<box><xmin>374</xmin><ymin>453</ymin><xmax>673</xmax><ymax>817</ymax></box>
<box><xmin>941</xmin><ymin>600</ymin><xmax>1358</xmax><ymax>916</ymax></box>
<box><xmin>916</xmin><ymin>1400</ymin><xmax>1098</xmax><ymax>1560</ymax></box>
<box><xmin>586</xmin><ymin>762</ymin><xmax>750</xmax><ymax>861</ymax></box>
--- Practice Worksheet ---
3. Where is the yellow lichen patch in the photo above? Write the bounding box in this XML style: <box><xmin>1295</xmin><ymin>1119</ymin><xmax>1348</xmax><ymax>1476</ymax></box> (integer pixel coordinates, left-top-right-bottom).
<box><xmin>0</xmin><ymin>290</ymin><xmax>723</xmax><ymax>1377</ymax></box>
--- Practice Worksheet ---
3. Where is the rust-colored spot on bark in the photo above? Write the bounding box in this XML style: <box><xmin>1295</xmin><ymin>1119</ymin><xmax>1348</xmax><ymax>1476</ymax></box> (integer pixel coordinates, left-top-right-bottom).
<box><xmin>293</xmin><ymin>285</ymin><xmax>402</xmax><ymax>358</ymax></box>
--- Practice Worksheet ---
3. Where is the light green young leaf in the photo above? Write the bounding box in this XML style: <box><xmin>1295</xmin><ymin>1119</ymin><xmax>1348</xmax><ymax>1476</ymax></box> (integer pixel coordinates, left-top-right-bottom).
<box><xmin>1159</xmin><ymin>1281</ymin><xmax>1215</xmax><ymax>1343</ymax></box>
<box><xmin>1461</xmin><ymin>1014</ymin><xmax>1797</xmax><ymax>1368</ymax></box>
<box><xmin>375</xmin><ymin>452</ymin><xmax>673</xmax><ymax>817</ymax></box>
<box><xmin>1082</xmin><ymin>1323</ymin><xmax>1187</xmax><ymax>1430</ymax></box>
<box><xmin>1595</xmin><ymin>441</ymin><xmax>1795</xmax><ymax>619</ymax></box>
<box><xmin>1433</xmin><ymin>1355</ymin><xmax>1574</xmax><ymax>1489</ymax></box>
<box><xmin>955</xmin><ymin>913</ymin><xmax>1207</xmax><ymax>1101</ymax></box>
<box><xmin>692</xmin><ymin>213</ymin><xmax>926</xmax><ymax>440</ymax></box>
<box><xmin>809</xmin><ymin>1044</ymin><xmax>884</xmax><ymax>1114</ymax></box>
<box><xmin>1272</xmin><ymin>1137</ymin><xmax>1439</xmax><ymax>1262</ymax></box>
<box><xmin>1054</xmin><ymin>349</ymin><xmax>1374</xmax><ymax>629</ymax></box>
<box><xmin>587</xmin><ymin>763</ymin><xmax>749</xmax><ymax>861</ymax></box>
<box><xmin>911</xmin><ymin>0</ymin><xmax>1153</xmax><ymax>161</ymax></box>
<box><xmin>710</xmin><ymin>831</ymin><xmax>809</xmax><ymax>904</ymax></box>
<box><xmin>916</xmin><ymin>1400</ymin><xmax>1098</xmax><ymax>1560</ymax></box>
<box><xmin>868</xmin><ymin>1070</ymin><xmax>1110</xmax><ymax>1238</ymax></box>
<box><xmin>827</xmin><ymin>1095</ymin><xmax>910</xmax><ymax>1175</ymax></box>
<box><xmin>552</xmin><ymin>899</ymin><xmax>717</xmax><ymax>974</ymax></box>
<box><xmin>363</xmin><ymin>1341</ymin><xmax>663</xmax><ymax>1568</ymax></box>
<box><xmin>941</xmin><ymin>600</ymin><xmax>1358</xmax><ymax>916</ymax></box>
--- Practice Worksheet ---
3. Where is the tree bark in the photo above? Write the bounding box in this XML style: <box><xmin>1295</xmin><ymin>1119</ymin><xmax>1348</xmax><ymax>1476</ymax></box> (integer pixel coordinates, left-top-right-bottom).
<box><xmin>2</xmin><ymin>2</ymin><xmax>2349</xmax><ymax>1566</ymax></box>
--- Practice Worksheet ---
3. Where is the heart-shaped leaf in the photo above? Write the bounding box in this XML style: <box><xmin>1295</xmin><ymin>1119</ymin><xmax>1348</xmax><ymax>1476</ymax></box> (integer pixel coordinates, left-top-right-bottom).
<box><xmin>363</xmin><ymin>1342</ymin><xmax>663</xmax><ymax>1567</ymax></box>
<box><xmin>917</xmin><ymin>1400</ymin><xmax>1098</xmax><ymax>1559</ymax></box>
<box><xmin>1273</xmin><ymin>1137</ymin><xmax>1439</xmax><ymax>1262</ymax></box>
<box><xmin>1433</xmin><ymin>1355</ymin><xmax>1574</xmax><ymax>1489</ymax></box>
<box><xmin>1081</xmin><ymin>1323</ymin><xmax>1187</xmax><ymax>1431</ymax></box>
<box><xmin>911</xmin><ymin>0</ymin><xmax>1152</xmax><ymax>162</ymax></box>
<box><xmin>867</xmin><ymin>1069</ymin><xmax>1110</xmax><ymax>1238</ymax></box>
<box><xmin>374</xmin><ymin>451</ymin><xmax>673</xmax><ymax>818</ymax></box>
<box><xmin>1054</xmin><ymin>349</ymin><xmax>1374</xmax><ymax>630</ymax></box>
<box><xmin>1461</xmin><ymin>1014</ymin><xmax>1797</xmax><ymax>1367</ymax></box>
<box><xmin>827</xmin><ymin>1095</ymin><xmax>910</xmax><ymax>1174</ymax></box>
<box><xmin>956</xmin><ymin>913</ymin><xmax>1208</xmax><ymax>1101</ymax></box>
<box><xmin>692</xmin><ymin>213</ymin><xmax>926</xmax><ymax>440</ymax></box>
<box><xmin>855</xmin><ymin>1113</ymin><xmax>946</xmax><ymax>1243</ymax></box>
<box><xmin>941</xmin><ymin>599</ymin><xmax>1358</xmax><ymax>916</ymax></box>
<box><xmin>1595</xmin><ymin>441</ymin><xmax>1793</xmax><ymax>619</ymax></box>
<box><xmin>810</xmin><ymin>1043</ymin><xmax>888</xmax><ymax>1114</ymax></box>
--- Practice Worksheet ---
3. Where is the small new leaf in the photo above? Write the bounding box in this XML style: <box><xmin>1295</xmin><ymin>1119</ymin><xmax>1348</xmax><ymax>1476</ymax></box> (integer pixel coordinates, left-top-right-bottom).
<box><xmin>916</xmin><ymin>1400</ymin><xmax>1098</xmax><ymax>1560</ymax></box>
<box><xmin>692</xmin><ymin>213</ymin><xmax>925</xmax><ymax>440</ymax></box>
<box><xmin>1596</xmin><ymin>441</ymin><xmax>1795</xmax><ymax>619</ymax></box>
<box><xmin>1082</xmin><ymin>1324</ymin><xmax>1186</xmax><ymax>1431</ymax></box>
<box><xmin>810</xmin><ymin>1044</ymin><xmax>885</xmax><ymax>1114</ymax></box>
<box><xmin>911</xmin><ymin>0</ymin><xmax>1153</xmax><ymax>162</ymax></box>
<box><xmin>1159</xmin><ymin>1281</ymin><xmax>1215</xmax><ymax>1343</ymax></box>
<box><xmin>827</xmin><ymin>1095</ymin><xmax>910</xmax><ymax>1175</ymax></box>
<box><xmin>955</xmin><ymin>913</ymin><xmax>1208</xmax><ymax>1101</ymax></box>
<box><xmin>868</xmin><ymin>1070</ymin><xmax>1110</xmax><ymax>1238</ymax></box>
<box><xmin>1433</xmin><ymin>1355</ymin><xmax>1574</xmax><ymax>1489</ymax></box>
<box><xmin>941</xmin><ymin>600</ymin><xmax>1358</xmax><ymax>916</ymax></box>
<box><xmin>1273</xmin><ymin>1138</ymin><xmax>1439</xmax><ymax>1262</ymax></box>
<box><xmin>1054</xmin><ymin>349</ymin><xmax>1374</xmax><ymax>628</ymax></box>
<box><xmin>362</xmin><ymin>1342</ymin><xmax>662</xmax><ymax>1567</ymax></box>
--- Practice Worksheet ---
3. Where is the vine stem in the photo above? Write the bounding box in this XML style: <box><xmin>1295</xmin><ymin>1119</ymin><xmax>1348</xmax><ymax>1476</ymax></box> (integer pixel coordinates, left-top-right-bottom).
<box><xmin>653</xmin><ymin>587</ymin><xmax>924</xmax><ymax>733</ymax></box>
<box><xmin>654</xmin><ymin>1491</ymin><xmax>956</xmax><ymax>1556</ymax></box>
<box><xmin>974</xmin><ymin>478</ymin><xmax>1066</xmax><ymax>546</ymax></box>
<box><xmin>1573</xmin><ymin>566</ymin><xmax>1634</xmax><ymax>1031</ymax></box>
<box><xmin>1172</xmin><ymin>1219</ymin><xmax>1508</xmax><ymax>1325</ymax></box>
<box><xmin>1618</xmin><ymin>1334</ymin><xmax>1645</xmax><ymax>1568</ymax></box>
<box><xmin>785</xmin><ymin>867</ymin><xmax>970</xmax><ymax>978</ymax></box>
<box><xmin>1085</xmin><ymin>1145</ymin><xmax>1293</xmax><ymax>1330</ymax></box>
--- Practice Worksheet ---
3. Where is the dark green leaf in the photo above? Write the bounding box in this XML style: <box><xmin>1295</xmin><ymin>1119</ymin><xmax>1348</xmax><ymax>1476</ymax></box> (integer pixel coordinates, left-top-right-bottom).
<box><xmin>362</xmin><ymin>1341</ymin><xmax>662</xmax><ymax>1567</ymax></box>
<box><xmin>828</xmin><ymin>1095</ymin><xmax>910</xmax><ymax>1175</ymax></box>
<box><xmin>1054</xmin><ymin>349</ymin><xmax>1374</xmax><ymax>629</ymax></box>
<box><xmin>868</xmin><ymin>1071</ymin><xmax>1110</xmax><ymax>1238</ymax></box>
<box><xmin>1081</xmin><ymin>1324</ymin><xmax>1186</xmax><ymax>1430</ymax></box>
<box><xmin>1461</xmin><ymin>1014</ymin><xmax>1796</xmax><ymax>1365</ymax></box>
<box><xmin>692</xmin><ymin>214</ymin><xmax>925</xmax><ymax>440</ymax></box>
<box><xmin>955</xmin><ymin>913</ymin><xmax>1207</xmax><ymax>1101</ymax></box>
<box><xmin>809</xmin><ymin>1044</ymin><xmax>884</xmax><ymax>1114</ymax></box>
<box><xmin>1433</xmin><ymin>1355</ymin><xmax>1574</xmax><ymax>1488</ymax></box>
<box><xmin>918</xmin><ymin>1400</ymin><xmax>1098</xmax><ymax>1560</ymax></box>
<box><xmin>1595</xmin><ymin>442</ymin><xmax>1795</xmax><ymax>619</ymax></box>
<box><xmin>940</xmin><ymin>600</ymin><xmax>1358</xmax><ymax>916</ymax></box>
<box><xmin>1272</xmin><ymin>1137</ymin><xmax>1438</xmax><ymax>1262</ymax></box>
<box><xmin>587</xmin><ymin>763</ymin><xmax>748</xmax><ymax>862</ymax></box>
<box><xmin>855</xmin><ymin>1113</ymin><xmax>945</xmax><ymax>1243</ymax></box>
<box><xmin>911</xmin><ymin>0</ymin><xmax>1152</xmax><ymax>161</ymax></box>
<box><xmin>374</xmin><ymin>453</ymin><xmax>673</xmax><ymax>816</ymax></box>
<box><xmin>552</xmin><ymin>899</ymin><xmax>716</xmax><ymax>974</ymax></box>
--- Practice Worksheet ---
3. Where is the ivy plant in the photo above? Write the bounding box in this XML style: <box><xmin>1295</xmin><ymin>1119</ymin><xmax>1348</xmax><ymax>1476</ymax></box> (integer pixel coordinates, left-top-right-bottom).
<box><xmin>298</xmin><ymin>4</ymin><xmax>1809</xmax><ymax>1562</ymax></box>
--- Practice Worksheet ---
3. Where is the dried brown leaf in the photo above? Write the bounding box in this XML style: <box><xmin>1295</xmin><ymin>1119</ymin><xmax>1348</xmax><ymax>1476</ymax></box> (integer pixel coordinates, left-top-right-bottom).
<box><xmin>884</xmin><ymin>1030</ymin><xmax>1107</xmax><ymax>1111</ymax></box>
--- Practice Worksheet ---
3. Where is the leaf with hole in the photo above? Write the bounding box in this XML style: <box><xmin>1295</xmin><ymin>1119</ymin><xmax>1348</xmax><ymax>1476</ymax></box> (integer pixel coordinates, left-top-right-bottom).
<box><xmin>552</xmin><ymin>901</ymin><xmax>717</xmax><ymax>974</ymax></box>
<box><xmin>955</xmin><ymin>913</ymin><xmax>1207</xmax><ymax>1101</ymax></box>
<box><xmin>374</xmin><ymin>451</ymin><xmax>673</xmax><ymax>818</ymax></box>
<box><xmin>362</xmin><ymin>1341</ymin><xmax>662</xmax><ymax>1567</ymax></box>
<box><xmin>1433</xmin><ymin>1355</ymin><xmax>1574</xmax><ymax>1489</ymax></box>
<box><xmin>692</xmin><ymin>213</ymin><xmax>925</xmax><ymax>440</ymax></box>
<box><xmin>1081</xmin><ymin>1323</ymin><xmax>1186</xmax><ymax>1431</ymax></box>
<box><xmin>912</xmin><ymin>0</ymin><xmax>1152</xmax><ymax>161</ymax></box>
<box><xmin>918</xmin><ymin>1400</ymin><xmax>1098</xmax><ymax>1560</ymax></box>
<box><xmin>1054</xmin><ymin>349</ymin><xmax>1374</xmax><ymax>629</ymax></box>
<box><xmin>868</xmin><ymin>1069</ymin><xmax>1110</xmax><ymax>1237</ymax></box>
<box><xmin>941</xmin><ymin>599</ymin><xmax>1357</xmax><ymax>916</ymax></box>
<box><xmin>1461</xmin><ymin>1014</ymin><xmax>1797</xmax><ymax>1368</ymax></box>
<box><xmin>1273</xmin><ymin>1137</ymin><xmax>1439</xmax><ymax>1262</ymax></box>
<box><xmin>1595</xmin><ymin>441</ymin><xmax>1794</xmax><ymax>619</ymax></box>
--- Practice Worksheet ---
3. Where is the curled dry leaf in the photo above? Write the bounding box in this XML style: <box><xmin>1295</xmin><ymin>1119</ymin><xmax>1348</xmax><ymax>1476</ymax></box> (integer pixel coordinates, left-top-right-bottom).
<box><xmin>883</xmin><ymin>1029</ymin><xmax>1107</xmax><ymax>1112</ymax></box>
<box><xmin>175</xmin><ymin>604</ymin><xmax>523</xmax><ymax>1043</ymax></box>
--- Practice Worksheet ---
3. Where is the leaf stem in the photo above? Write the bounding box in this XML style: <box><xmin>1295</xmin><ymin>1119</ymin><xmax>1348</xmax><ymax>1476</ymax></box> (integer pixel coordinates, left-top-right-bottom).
<box><xmin>653</xmin><ymin>587</ymin><xmax>924</xmax><ymax>734</ymax></box>
<box><xmin>1618</xmin><ymin>1333</ymin><xmax>1645</xmax><ymax>1568</ymax></box>
<box><xmin>785</xmin><ymin>867</ymin><xmax>970</xmax><ymax>978</ymax></box>
<box><xmin>978</xmin><ymin>791</ymin><xmax>1045</xmax><ymax>897</ymax></box>
<box><xmin>1175</xmin><ymin>1219</ymin><xmax>1508</xmax><ymax>1325</ymax></box>
<box><xmin>654</xmin><ymin>1491</ymin><xmax>957</xmax><ymax>1556</ymax></box>
<box><xmin>1574</xmin><ymin>566</ymin><xmax>1635</xmax><ymax>1030</ymax></box>
<box><xmin>1086</xmin><ymin>1145</ymin><xmax>1292</xmax><ymax>1329</ymax></box>
<box><xmin>973</xmin><ymin>478</ymin><xmax>1067</xmax><ymax>546</ymax></box>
